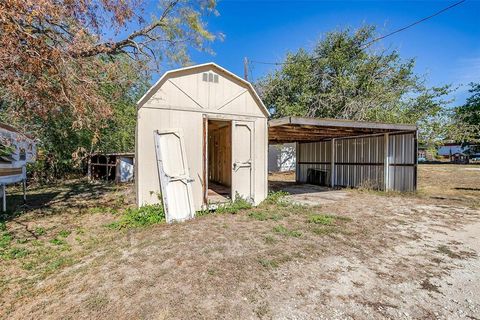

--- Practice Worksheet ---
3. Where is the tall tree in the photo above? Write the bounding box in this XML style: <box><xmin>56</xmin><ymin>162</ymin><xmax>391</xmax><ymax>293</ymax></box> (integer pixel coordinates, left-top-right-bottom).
<box><xmin>0</xmin><ymin>0</ymin><xmax>219</xmax><ymax>124</ymax></box>
<box><xmin>257</xmin><ymin>26</ymin><xmax>455</xmax><ymax>145</ymax></box>
<box><xmin>0</xmin><ymin>58</ymin><xmax>149</xmax><ymax>182</ymax></box>
<box><xmin>0</xmin><ymin>0</ymin><xmax>220</xmax><ymax>181</ymax></box>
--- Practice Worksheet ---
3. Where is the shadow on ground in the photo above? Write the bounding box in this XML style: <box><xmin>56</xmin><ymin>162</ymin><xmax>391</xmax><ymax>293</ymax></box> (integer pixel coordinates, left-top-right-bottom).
<box><xmin>1</xmin><ymin>181</ymin><xmax>118</xmax><ymax>222</ymax></box>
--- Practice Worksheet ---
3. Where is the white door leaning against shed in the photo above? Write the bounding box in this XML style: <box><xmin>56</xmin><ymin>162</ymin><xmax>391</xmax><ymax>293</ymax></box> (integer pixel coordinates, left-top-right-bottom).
<box><xmin>154</xmin><ymin>130</ymin><xmax>195</xmax><ymax>222</ymax></box>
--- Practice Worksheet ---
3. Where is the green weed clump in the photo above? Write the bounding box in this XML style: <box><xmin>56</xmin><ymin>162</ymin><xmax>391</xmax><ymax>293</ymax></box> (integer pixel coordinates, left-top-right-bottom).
<box><xmin>307</xmin><ymin>214</ymin><xmax>352</xmax><ymax>237</ymax></box>
<box><xmin>0</xmin><ymin>222</ymin><xmax>12</xmax><ymax>249</ymax></box>
<box><xmin>108</xmin><ymin>204</ymin><xmax>165</xmax><ymax>229</ymax></box>
<box><xmin>308</xmin><ymin>214</ymin><xmax>352</xmax><ymax>225</ymax></box>
<box><xmin>248</xmin><ymin>209</ymin><xmax>284</xmax><ymax>221</ymax></box>
<box><xmin>2</xmin><ymin>247</ymin><xmax>29</xmax><ymax>260</ymax></box>
<box><xmin>34</xmin><ymin>227</ymin><xmax>46</xmax><ymax>236</ymax></box>
<box><xmin>215</xmin><ymin>196</ymin><xmax>252</xmax><ymax>214</ymax></box>
<box><xmin>0</xmin><ymin>222</ymin><xmax>32</xmax><ymax>260</ymax></box>
<box><xmin>273</xmin><ymin>225</ymin><xmax>302</xmax><ymax>237</ymax></box>
<box><xmin>308</xmin><ymin>214</ymin><xmax>334</xmax><ymax>225</ymax></box>
<box><xmin>262</xmin><ymin>191</ymin><xmax>289</xmax><ymax>206</ymax></box>
<box><xmin>58</xmin><ymin>230</ymin><xmax>71</xmax><ymax>238</ymax></box>
<box><xmin>49</xmin><ymin>238</ymin><xmax>67</xmax><ymax>246</ymax></box>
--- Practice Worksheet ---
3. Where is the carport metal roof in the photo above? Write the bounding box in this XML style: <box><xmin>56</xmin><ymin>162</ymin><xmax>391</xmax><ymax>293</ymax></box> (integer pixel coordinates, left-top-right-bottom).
<box><xmin>268</xmin><ymin>117</ymin><xmax>417</xmax><ymax>143</ymax></box>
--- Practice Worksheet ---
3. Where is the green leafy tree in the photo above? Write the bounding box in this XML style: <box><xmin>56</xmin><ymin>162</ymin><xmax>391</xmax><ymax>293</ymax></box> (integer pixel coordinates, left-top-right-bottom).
<box><xmin>0</xmin><ymin>0</ymin><xmax>220</xmax><ymax>181</ymax></box>
<box><xmin>452</xmin><ymin>83</ymin><xmax>480</xmax><ymax>143</ymax></box>
<box><xmin>257</xmin><ymin>26</ymin><xmax>456</xmax><ymax>146</ymax></box>
<box><xmin>1</xmin><ymin>58</ymin><xmax>148</xmax><ymax>182</ymax></box>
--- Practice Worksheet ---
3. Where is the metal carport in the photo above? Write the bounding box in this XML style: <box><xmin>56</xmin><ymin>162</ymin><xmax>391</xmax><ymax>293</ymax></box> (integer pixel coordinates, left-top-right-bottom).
<box><xmin>268</xmin><ymin>117</ymin><xmax>418</xmax><ymax>192</ymax></box>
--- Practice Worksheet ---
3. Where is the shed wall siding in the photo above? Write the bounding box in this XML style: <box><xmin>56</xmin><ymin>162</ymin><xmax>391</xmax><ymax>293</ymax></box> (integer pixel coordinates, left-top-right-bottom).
<box><xmin>136</xmin><ymin>65</ymin><xmax>268</xmax><ymax>209</ymax></box>
<box><xmin>146</xmin><ymin>68</ymin><xmax>265</xmax><ymax>118</ymax></box>
<box><xmin>137</xmin><ymin>108</ymin><xmax>204</xmax><ymax>207</ymax></box>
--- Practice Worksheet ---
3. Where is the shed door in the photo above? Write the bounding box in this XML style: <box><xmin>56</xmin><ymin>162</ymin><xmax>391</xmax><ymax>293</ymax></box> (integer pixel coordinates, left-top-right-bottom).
<box><xmin>154</xmin><ymin>130</ymin><xmax>195</xmax><ymax>223</ymax></box>
<box><xmin>232</xmin><ymin>121</ymin><xmax>254</xmax><ymax>202</ymax></box>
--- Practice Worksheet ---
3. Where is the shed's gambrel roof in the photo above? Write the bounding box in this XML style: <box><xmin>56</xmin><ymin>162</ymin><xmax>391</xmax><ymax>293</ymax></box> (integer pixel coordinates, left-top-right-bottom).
<box><xmin>136</xmin><ymin>62</ymin><xmax>270</xmax><ymax>117</ymax></box>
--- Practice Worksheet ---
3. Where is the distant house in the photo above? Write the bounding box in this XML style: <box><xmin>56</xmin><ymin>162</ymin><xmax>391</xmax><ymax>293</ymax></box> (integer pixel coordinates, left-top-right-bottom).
<box><xmin>437</xmin><ymin>144</ymin><xmax>469</xmax><ymax>159</ymax></box>
<box><xmin>450</xmin><ymin>152</ymin><xmax>469</xmax><ymax>164</ymax></box>
<box><xmin>437</xmin><ymin>143</ymin><xmax>479</xmax><ymax>163</ymax></box>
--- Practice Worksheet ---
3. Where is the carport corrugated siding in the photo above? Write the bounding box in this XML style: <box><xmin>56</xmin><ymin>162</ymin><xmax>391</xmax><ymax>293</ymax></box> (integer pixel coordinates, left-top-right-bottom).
<box><xmin>297</xmin><ymin>140</ymin><xmax>331</xmax><ymax>184</ymax></box>
<box><xmin>297</xmin><ymin>132</ymin><xmax>416</xmax><ymax>192</ymax></box>
<box><xmin>334</xmin><ymin>136</ymin><xmax>385</xmax><ymax>188</ymax></box>
<box><xmin>388</xmin><ymin>133</ymin><xmax>416</xmax><ymax>192</ymax></box>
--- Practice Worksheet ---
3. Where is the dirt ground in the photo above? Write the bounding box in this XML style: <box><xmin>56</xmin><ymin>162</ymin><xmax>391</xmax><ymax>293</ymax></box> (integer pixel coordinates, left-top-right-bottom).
<box><xmin>1</xmin><ymin>164</ymin><xmax>480</xmax><ymax>319</ymax></box>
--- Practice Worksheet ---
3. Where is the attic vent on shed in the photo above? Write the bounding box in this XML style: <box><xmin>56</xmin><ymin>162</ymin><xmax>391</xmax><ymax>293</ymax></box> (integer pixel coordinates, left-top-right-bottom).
<box><xmin>202</xmin><ymin>72</ymin><xmax>219</xmax><ymax>83</ymax></box>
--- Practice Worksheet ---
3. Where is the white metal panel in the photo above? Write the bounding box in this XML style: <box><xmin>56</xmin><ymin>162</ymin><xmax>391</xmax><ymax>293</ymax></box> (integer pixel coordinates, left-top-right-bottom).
<box><xmin>118</xmin><ymin>157</ymin><xmax>134</xmax><ymax>182</ymax></box>
<box><xmin>388</xmin><ymin>133</ymin><xmax>416</xmax><ymax>192</ymax></box>
<box><xmin>268</xmin><ymin>143</ymin><xmax>296</xmax><ymax>172</ymax></box>
<box><xmin>232</xmin><ymin>121</ymin><xmax>254</xmax><ymax>202</ymax></box>
<box><xmin>154</xmin><ymin>130</ymin><xmax>195</xmax><ymax>223</ymax></box>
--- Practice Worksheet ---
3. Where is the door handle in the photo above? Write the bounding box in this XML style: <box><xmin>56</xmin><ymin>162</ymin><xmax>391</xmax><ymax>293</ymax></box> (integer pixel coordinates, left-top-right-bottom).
<box><xmin>233</xmin><ymin>161</ymin><xmax>251</xmax><ymax>171</ymax></box>
<box><xmin>166</xmin><ymin>175</ymin><xmax>194</xmax><ymax>184</ymax></box>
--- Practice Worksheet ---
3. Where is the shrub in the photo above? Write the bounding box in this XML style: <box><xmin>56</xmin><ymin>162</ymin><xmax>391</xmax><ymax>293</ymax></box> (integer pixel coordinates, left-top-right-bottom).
<box><xmin>108</xmin><ymin>204</ymin><xmax>165</xmax><ymax>229</ymax></box>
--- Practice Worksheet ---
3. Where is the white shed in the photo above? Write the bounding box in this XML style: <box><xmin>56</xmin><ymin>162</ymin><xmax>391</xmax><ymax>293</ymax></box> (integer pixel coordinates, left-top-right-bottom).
<box><xmin>136</xmin><ymin>63</ymin><xmax>269</xmax><ymax>221</ymax></box>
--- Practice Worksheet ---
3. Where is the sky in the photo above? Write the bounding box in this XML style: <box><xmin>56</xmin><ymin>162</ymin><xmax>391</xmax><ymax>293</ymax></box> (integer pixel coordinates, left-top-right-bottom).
<box><xmin>181</xmin><ymin>0</ymin><xmax>480</xmax><ymax>106</ymax></box>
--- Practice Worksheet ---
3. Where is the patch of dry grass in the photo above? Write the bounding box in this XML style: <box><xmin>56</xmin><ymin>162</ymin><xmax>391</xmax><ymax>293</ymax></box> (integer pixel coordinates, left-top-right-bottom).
<box><xmin>0</xmin><ymin>181</ymin><xmax>135</xmax><ymax>314</ymax></box>
<box><xmin>418</xmin><ymin>164</ymin><xmax>480</xmax><ymax>208</ymax></box>
<box><xmin>1</xmin><ymin>164</ymin><xmax>479</xmax><ymax>319</ymax></box>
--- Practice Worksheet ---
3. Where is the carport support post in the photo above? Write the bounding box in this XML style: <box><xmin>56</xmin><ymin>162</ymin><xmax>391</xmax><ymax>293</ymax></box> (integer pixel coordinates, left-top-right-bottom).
<box><xmin>384</xmin><ymin>133</ymin><xmax>390</xmax><ymax>191</ymax></box>
<box><xmin>295</xmin><ymin>142</ymin><xmax>300</xmax><ymax>183</ymax></box>
<box><xmin>330</xmin><ymin>138</ymin><xmax>335</xmax><ymax>188</ymax></box>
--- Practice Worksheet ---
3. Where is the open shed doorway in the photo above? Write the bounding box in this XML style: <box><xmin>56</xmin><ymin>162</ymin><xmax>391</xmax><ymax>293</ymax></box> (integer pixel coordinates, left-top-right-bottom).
<box><xmin>207</xmin><ymin>119</ymin><xmax>232</xmax><ymax>204</ymax></box>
